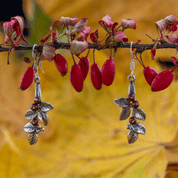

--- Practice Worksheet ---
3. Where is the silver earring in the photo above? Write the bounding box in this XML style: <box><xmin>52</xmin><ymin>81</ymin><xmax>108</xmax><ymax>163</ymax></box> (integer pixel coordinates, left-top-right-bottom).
<box><xmin>114</xmin><ymin>41</ymin><xmax>146</xmax><ymax>144</ymax></box>
<box><xmin>23</xmin><ymin>44</ymin><xmax>54</xmax><ymax>145</ymax></box>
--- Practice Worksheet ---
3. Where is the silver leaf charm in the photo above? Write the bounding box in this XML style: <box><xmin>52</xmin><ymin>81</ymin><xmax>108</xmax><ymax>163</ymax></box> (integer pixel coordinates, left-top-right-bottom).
<box><xmin>28</xmin><ymin>132</ymin><xmax>38</xmax><ymax>145</ymax></box>
<box><xmin>114</xmin><ymin>97</ymin><xmax>130</xmax><ymax>107</ymax></box>
<box><xmin>25</xmin><ymin>109</ymin><xmax>38</xmax><ymax>120</ymax></box>
<box><xmin>35</xmin><ymin>124</ymin><xmax>45</xmax><ymax>133</ymax></box>
<box><xmin>24</xmin><ymin>123</ymin><xmax>44</xmax><ymax>133</ymax></box>
<box><xmin>24</xmin><ymin>123</ymin><xmax>36</xmax><ymax>133</ymax></box>
<box><xmin>126</xmin><ymin>124</ymin><xmax>132</xmax><ymax>130</ymax></box>
<box><xmin>133</xmin><ymin>108</ymin><xmax>146</xmax><ymax>121</ymax></box>
<box><xmin>40</xmin><ymin>102</ymin><xmax>54</xmax><ymax>112</ymax></box>
<box><xmin>38</xmin><ymin>112</ymin><xmax>49</xmax><ymax>126</ymax></box>
<box><xmin>127</xmin><ymin>130</ymin><xmax>138</xmax><ymax>144</ymax></box>
<box><xmin>129</xmin><ymin>123</ymin><xmax>146</xmax><ymax>135</ymax></box>
<box><xmin>120</xmin><ymin>107</ymin><xmax>131</xmax><ymax>120</ymax></box>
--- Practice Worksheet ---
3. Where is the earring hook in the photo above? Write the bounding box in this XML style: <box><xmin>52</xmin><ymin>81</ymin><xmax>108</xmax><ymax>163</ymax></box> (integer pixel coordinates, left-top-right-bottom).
<box><xmin>32</xmin><ymin>44</ymin><xmax>37</xmax><ymax>59</ymax></box>
<box><xmin>130</xmin><ymin>41</ymin><xmax>135</xmax><ymax>77</ymax></box>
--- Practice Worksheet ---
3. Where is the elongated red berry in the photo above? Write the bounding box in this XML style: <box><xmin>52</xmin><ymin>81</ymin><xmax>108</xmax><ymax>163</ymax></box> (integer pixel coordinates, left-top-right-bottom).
<box><xmin>151</xmin><ymin>70</ymin><xmax>174</xmax><ymax>92</ymax></box>
<box><xmin>53</xmin><ymin>54</ymin><xmax>68</xmax><ymax>76</ymax></box>
<box><xmin>101</xmin><ymin>59</ymin><xmax>115</xmax><ymax>86</ymax></box>
<box><xmin>77</xmin><ymin>57</ymin><xmax>89</xmax><ymax>80</ymax></box>
<box><xmin>20</xmin><ymin>67</ymin><xmax>35</xmax><ymax>91</ymax></box>
<box><xmin>143</xmin><ymin>66</ymin><xmax>159</xmax><ymax>85</ymax></box>
<box><xmin>70</xmin><ymin>64</ymin><xmax>84</xmax><ymax>92</ymax></box>
<box><xmin>90</xmin><ymin>63</ymin><xmax>102</xmax><ymax>90</ymax></box>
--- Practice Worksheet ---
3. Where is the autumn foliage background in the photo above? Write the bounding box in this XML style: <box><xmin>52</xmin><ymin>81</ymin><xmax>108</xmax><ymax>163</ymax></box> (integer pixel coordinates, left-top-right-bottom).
<box><xmin>1</xmin><ymin>0</ymin><xmax>178</xmax><ymax>177</ymax></box>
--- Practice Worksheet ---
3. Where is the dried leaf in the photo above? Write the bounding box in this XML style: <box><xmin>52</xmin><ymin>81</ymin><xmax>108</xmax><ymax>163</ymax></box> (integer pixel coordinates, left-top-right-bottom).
<box><xmin>114</xmin><ymin>97</ymin><xmax>130</xmax><ymax>107</ymax></box>
<box><xmin>42</xmin><ymin>45</ymin><xmax>56</xmax><ymax>62</ymax></box>
<box><xmin>133</xmin><ymin>108</ymin><xmax>146</xmax><ymax>121</ymax></box>
<box><xmin>127</xmin><ymin>130</ymin><xmax>138</xmax><ymax>144</ymax></box>
<box><xmin>119</xmin><ymin>106</ymin><xmax>131</xmax><ymax>120</ymax></box>
<box><xmin>40</xmin><ymin>101</ymin><xmax>54</xmax><ymax>112</ymax></box>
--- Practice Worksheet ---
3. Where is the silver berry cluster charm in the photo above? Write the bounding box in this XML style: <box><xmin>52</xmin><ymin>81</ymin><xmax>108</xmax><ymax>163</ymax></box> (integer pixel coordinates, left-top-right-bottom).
<box><xmin>114</xmin><ymin>75</ymin><xmax>146</xmax><ymax>144</ymax></box>
<box><xmin>24</xmin><ymin>81</ymin><xmax>54</xmax><ymax>145</ymax></box>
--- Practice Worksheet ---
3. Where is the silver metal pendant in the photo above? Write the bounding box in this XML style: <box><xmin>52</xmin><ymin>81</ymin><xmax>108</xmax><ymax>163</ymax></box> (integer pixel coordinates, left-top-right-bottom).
<box><xmin>114</xmin><ymin>73</ymin><xmax>146</xmax><ymax>144</ymax></box>
<box><xmin>23</xmin><ymin>59</ymin><xmax>54</xmax><ymax>145</ymax></box>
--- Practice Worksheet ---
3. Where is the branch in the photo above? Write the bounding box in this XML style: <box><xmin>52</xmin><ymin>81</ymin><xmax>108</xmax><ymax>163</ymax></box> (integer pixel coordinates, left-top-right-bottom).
<box><xmin>0</xmin><ymin>40</ymin><xmax>177</xmax><ymax>54</ymax></box>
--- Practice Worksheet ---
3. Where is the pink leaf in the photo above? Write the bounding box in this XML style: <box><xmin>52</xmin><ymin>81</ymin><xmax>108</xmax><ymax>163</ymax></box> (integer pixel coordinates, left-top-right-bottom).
<box><xmin>11</xmin><ymin>16</ymin><xmax>28</xmax><ymax>44</ymax></box>
<box><xmin>90</xmin><ymin>29</ymin><xmax>99</xmax><ymax>43</ymax></box>
<box><xmin>151</xmin><ymin>46</ymin><xmax>156</xmax><ymax>60</ymax></box>
<box><xmin>114</xmin><ymin>31</ymin><xmax>128</xmax><ymax>43</ymax></box>
<box><xmin>77</xmin><ymin>27</ymin><xmax>91</xmax><ymax>41</ymax></box>
<box><xmin>40</xmin><ymin>34</ymin><xmax>51</xmax><ymax>45</ymax></box>
<box><xmin>155</xmin><ymin>19</ymin><xmax>167</xmax><ymax>32</ymax></box>
<box><xmin>72</xmin><ymin>18</ymin><xmax>88</xmax><ymax>33</ymax></box>
<box><xmin>60</xmin><ymin>17</ymin><xmax>78</xmax><ymax>26</ymax></box>
<box><xmin>171</xmin><ymin>56</ymin><xmax>178</xmax><ymax>66</ymax></box>
<box><xmin>50</xmin><ymin>26</ymin><xmax>57</xmax><ymax>43</ymax></box>
<box><xmin>70</xmin><ymin>40</ymin><xmax>89</xmax><ymax>55</ymax></box>
<box><xmin>42</xmin><ymin>45</ymin><xmax>56</xmax><ymax>62</ymax></box>
<box><xmin>165</xmin><ymin>15</ymin><xmax>177</xmax><ymax>25</ymax></box>
<box><xmin>121</xmin><ymin>19</ymin><xmax>136</xmax><ymax>29</ymax></box>
<box><xmin>167</xmin><ymin>34</ymin><xmax>178</xmax><ymax>44</ymax></box>
<box><xmin>99</xmin><ymin>15</ymin><xmax>114</xmax><ymax>30</ymax></box>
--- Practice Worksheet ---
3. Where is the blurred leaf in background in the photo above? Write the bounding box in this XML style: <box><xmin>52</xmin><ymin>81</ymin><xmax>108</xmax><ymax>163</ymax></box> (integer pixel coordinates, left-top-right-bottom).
<box><xmin>0</xmin><ymin>0</ymin><xmax>178</xmax><ymax>177</ymax></box>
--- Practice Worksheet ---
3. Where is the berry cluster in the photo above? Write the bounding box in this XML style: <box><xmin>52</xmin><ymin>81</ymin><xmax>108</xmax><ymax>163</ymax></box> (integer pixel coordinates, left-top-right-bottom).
<box><xmin>3</xmin><ymin>14</ymin><xmax>178</xmax><ymax>93</ymax></box>
<box><xmin>143</xmin><ymin>56</ymin><xmax>178</xmax><ymax>92</ymax></box>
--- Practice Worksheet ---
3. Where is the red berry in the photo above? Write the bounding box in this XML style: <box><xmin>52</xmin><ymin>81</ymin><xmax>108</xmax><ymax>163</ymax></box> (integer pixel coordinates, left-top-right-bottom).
<box><xmin>143</xmin><ymin>66</ymin><xmax>159</xmax><ymax>85</ymax></box>
<box><xmin>128</xmin><ymin>94</ymin><xmax>135</xmax><ymax>101</ymax></box>
<box><xmin>70</xmin><ymin>64</ymin><xmax>84</xmax><ymax>92</ymax></box>
<box><xmin>24</xmin><ymin>57</ymin><xmax>31</xmax><ymax>63</ymax></box>
<box><xmin>90</xmin><ymin>63</ymin><xmax>102</xmax><ymax>90</ymax></box>
<box><xmin>31</xmin><ymin>103</ymin><xmax>39</xmax><ymax>111</ymax></box>
<box><xmin>20</xmin><ymin>67</ymin><xmax>35</xmax><ymax>91</ymax></box>
<box><xmin>151</xmin><ymin>70</ymin><xmax>174</xmax><ymax>92</ymax></box>
<box><xmin>129</xmin><ymin>117</ymin><xmax>137</xmax><ymax>124</ymax></box>
<box><xmin>132</xmin><ymin>100</ymin><xmax>140</xmax><ymax>108</ymax></box>
<box><xmin>31</xmin><ymin>117</ymin><xmax>38</xmax><ymax>126</ymax></box>
<box><xmin>34</xmin><ymin>97</ymin><xmax>41</xmax><ymax>104</ymax></box>
<box><xmin>101</xmin><ymin>59</ymin><xmax>115</xmax><ymax>86</ymax></box>
<box><xmin>53</xmin><ymin>54</ymin><xmax>68</xmax><ymax>76</ymax></box>
<box><xmin>77</xmin><ymin>57</ymin><xmax>90</xmax><ymax>80</ymax></box>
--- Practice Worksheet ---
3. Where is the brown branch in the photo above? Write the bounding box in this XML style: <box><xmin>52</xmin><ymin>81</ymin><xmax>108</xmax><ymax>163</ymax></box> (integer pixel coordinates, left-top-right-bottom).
<box><xmin>0</xmin><ymin>40</ymin><xmax>177</xmax><ymax>54</ymax></box>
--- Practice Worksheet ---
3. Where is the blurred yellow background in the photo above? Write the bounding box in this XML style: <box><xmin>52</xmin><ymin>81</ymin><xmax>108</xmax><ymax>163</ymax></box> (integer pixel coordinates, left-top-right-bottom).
<box><xmin>0</xmin><ymin>0</ymin><xmax>178</xmax><ymax>177</ymax></box>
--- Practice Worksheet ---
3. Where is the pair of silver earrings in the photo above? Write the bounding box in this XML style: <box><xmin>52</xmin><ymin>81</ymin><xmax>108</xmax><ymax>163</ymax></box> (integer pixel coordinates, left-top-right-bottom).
<box><xmin>23</xmin><ymin>43</ymin><xmax>145</xmax><ymax>145</ymax></box>
<box><xmin>114</xmin><ymin>42</ymin><xmax>146</xmax><ymax>144</ymax></box>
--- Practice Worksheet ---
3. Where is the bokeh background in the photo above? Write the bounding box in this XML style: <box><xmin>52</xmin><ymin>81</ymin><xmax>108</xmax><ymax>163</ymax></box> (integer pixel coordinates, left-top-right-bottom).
<box><xmin>0</xmin><ymin>0</ymin><xmax>178</xmax><ymax>177</ymax></box>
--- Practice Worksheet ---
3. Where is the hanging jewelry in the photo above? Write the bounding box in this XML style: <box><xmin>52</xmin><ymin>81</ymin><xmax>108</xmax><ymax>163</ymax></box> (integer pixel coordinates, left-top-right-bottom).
<box><xmin>114</xmin><ymin>42</ymin><xmax>146</xmax><ymax>144</ymax></box>
<box><xmin>23</xmin><ymin>44</ymin><xmax>54</xmax><ymax>145</ymax></box>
